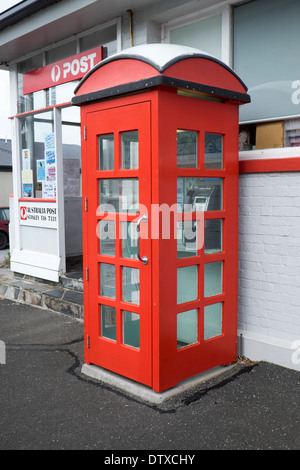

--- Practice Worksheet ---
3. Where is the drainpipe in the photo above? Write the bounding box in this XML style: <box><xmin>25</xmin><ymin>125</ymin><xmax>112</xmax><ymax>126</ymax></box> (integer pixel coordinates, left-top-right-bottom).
<box><xmin>127</xmin><ymin>9</ymin><xmax>133</xmax><ymax>47</ymax></box>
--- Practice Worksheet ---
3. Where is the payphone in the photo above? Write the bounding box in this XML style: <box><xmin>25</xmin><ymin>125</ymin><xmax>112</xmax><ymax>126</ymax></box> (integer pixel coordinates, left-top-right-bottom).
<box><xmin>73</xmin><ymin>44</ymin><xmax>250</xmax><ymax>392</ymax></box>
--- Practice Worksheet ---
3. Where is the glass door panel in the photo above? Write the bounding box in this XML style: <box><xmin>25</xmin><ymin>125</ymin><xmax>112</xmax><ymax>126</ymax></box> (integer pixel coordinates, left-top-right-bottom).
<box><xmin>85</xmin><ymin>100</ymin><xmax>152</xmax><ymax>387</ymax></box>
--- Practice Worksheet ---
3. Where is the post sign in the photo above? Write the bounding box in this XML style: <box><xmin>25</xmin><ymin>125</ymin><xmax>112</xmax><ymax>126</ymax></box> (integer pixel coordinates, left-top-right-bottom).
<box><xmin>23</xmin><ymin>46</ymin><xmax>103</xmax><ymax>95</ymax></box>
<box><xmin>19</xmin><ymin>201</ymin><xmax>58</xmax><ymax>228</ymax></box>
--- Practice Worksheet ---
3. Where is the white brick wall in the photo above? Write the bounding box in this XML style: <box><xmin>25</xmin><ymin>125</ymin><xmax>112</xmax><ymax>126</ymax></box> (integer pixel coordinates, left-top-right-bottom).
<box><xmin>238</xmin><ymin>172</ymin><xmax>300</xmax><ymax>371</ymax></box>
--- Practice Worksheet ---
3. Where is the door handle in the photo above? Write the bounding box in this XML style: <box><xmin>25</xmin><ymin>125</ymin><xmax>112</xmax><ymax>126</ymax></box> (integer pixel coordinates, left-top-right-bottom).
<box><xmin>136</xmin><ymin>214</ymin><xmax>148</xmax><ymax>265</ymax></box>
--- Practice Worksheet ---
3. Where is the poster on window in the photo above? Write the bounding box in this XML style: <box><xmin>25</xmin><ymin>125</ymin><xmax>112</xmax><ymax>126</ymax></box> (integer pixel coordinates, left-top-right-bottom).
<box><xmin>42</xmin><ymin>182</ymin><xmax>56</xmax><ymax>199</ymax></box>
<box><xmin>22</xmin><ymin>149</ymin><xmax>31</xmax><ymax>170</ymax></box>
<box><xmin>44</xmin><ymin>133</ymin><xmax>56</xmax><ymax>183</ymax></box>
<box><xmin>37</xmin><ymin>160</ymin><xmax>46</xmax><ymax>182</ymax></box>
<box><xmin>21</xmin><ymin>169</ymin><xmax>34</xmax><ymax>198</ymax></box>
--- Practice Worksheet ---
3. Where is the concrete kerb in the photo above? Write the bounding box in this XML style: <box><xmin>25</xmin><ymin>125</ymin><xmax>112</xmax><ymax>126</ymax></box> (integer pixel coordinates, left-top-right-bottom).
<box><xmin>81</xmin><ymin>362</ymin><xmax>239</xmax><ymax>405</ymax></box>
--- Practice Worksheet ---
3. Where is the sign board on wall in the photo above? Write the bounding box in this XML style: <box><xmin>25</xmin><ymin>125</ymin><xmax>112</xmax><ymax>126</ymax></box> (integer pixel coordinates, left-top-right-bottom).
<box><xmin>19</xmin><ymin>201</ymin><xmax>58</xmax><ymax>229</ymax></box>
<box><xmin>23</xmin><ymin>46</ymin><xmax>103</xmax><ymax>95</ymax></box>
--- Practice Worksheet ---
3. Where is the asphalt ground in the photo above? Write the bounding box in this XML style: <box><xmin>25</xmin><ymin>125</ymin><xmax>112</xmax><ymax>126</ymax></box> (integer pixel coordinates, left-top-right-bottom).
<box><xmin>0</xmin><ymin>297</ymin><xmax>299</xmax><ymax>452</ymax></box>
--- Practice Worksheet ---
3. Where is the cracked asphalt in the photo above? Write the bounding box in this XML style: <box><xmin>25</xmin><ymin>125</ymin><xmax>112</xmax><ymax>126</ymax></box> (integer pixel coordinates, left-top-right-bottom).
<box><xmin>0</xmin><ymin>298</ymin><xmax>299</xmax><ymax>451</ymax></box>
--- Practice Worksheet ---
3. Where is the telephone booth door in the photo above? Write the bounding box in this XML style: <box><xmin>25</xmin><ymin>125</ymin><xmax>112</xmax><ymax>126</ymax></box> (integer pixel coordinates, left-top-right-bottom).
<box><xmin>83</xmin><ymin>99</ymin><xmax>152</xmax><ymax>387</ymax></box>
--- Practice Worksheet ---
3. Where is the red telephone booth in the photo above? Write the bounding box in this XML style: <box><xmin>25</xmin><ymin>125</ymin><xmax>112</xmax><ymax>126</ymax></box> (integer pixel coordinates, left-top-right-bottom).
<box><xmin>73</xmin><ymin>44</ymin><xmax>250</xmax><ymax>393</ymax></box>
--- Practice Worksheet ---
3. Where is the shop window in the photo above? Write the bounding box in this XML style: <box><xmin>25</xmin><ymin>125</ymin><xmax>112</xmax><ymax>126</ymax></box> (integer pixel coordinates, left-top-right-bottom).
<box><xmin>17</xmin><ymin>54</ymin><xmax>44</xmax><ymax>114</ymax></box>
<box><xmin>45</xmin><ymin>41</ymin><xmax>77</xmax><ymax>65</ymax></box>
<box><xmin>61</xmin><ymin>106</ymin><xmax>81</xmax><ymax>197</ymax></box>
<box><xmin>16</xmin><ymin>22</ymin><xmax>117</xmax><ymax>113</ymax></box>
<box><xmin>80</xmin><ymin>24</ymin><xmax>117</xmax><ymax>58</ymax></box>
<box><xmin>234</xmin><ymin>0</ymin><xmax>300</xmax><ymax>145</ymax></box>
<box><xmin>20</xmin><ymin>111</ymin><xmax>55</xmax><ymax>198</ymax></box>
<box><xmin>169</xmin><ymin>14</ymin><xmax>222</xmax><ymax>60</ymax></box>
<box><xmin>239</xmin><ymin>119</ymin><xmax>300</xmax><ymax>151</ymax></box>
<box><xmin>46</xmin><ymin>82</ymin><xmax>80</xmax><ymax>108</ymax></box>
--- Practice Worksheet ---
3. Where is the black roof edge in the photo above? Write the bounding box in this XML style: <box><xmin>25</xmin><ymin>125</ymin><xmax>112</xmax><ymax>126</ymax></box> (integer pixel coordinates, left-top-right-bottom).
<box><xmin>75</xmin><ymin>52</ymin><xmax>248</xmax><ymax>95</ymax></box>
<box><xmin>0</xmin><ymin>0</ymin><xmax>62</xmax><ymax>31</ymax></box>
<box><xmin>72</xmin><ymin>75</ymin><xmax>251</xmax><ymax>106</ymax></box>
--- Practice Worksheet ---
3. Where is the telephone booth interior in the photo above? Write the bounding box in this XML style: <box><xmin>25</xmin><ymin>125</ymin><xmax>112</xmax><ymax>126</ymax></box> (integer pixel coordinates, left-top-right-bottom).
<box><xmin>73</xmin><ymin>44</ymin><xmax>250</xmax><ymax>393</ymax></box>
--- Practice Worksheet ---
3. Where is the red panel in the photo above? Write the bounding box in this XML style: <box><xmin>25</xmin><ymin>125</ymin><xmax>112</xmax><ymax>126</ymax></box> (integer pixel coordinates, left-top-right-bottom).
<box><xmin>151</xmin><ymin>90</ymin><xmax>239</xmax><ymax>391</ymax></box>
<box><xmin>239</xmin><ymin>157</ymin><xmax>300</xmax><ymax>173</ymax></box>
<box><xmin>77</xmin><ymin>59</ymin><xmax>159</xmax><ymax>96</ymax></box>
<box><xmin>164</xmin><ymin>58</ymin><xmax>247</xmax><ymax>94</ymax></box>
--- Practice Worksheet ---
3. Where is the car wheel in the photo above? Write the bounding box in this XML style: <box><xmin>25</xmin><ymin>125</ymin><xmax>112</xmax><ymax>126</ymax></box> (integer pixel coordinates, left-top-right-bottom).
<box><xmin>0</xmin><ymin>232</ymin><xmax>8</xmax><ymax>250</ymax></box>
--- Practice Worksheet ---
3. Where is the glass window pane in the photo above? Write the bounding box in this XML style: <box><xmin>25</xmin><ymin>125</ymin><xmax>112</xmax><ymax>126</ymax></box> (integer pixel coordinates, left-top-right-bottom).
<box><xmin>46</xmin><ymin>41</ymin><xmax>77</xmax><ymax>64</ymax></box>
<box><xmin>204</xmin><ymin>261</ymin><xmax>223</xmax><ymax>298</ymax></box>
<box><xmin>122</xmin><ymin>267</ymin><xmax>140</xmax><ymax>305</ymax></box>
<box><xmin>99</xmin><ymin>179</ymin><xmax>139</xmax><ymax>213</ymax></box>
<box><xmin>205</xmin><ymin>134</ymin><xmax>223</xmax><ymax>169</ymax></box>
<box><xmin>122</xmin><ymin>222</ymin><xmax>138</xmax><ymax>259</ymax></box>
<box><xmin>205</xmin><ymin>219</ymin><xmax>222</xmax><ymax>254</ymax></box>
<box><xmin>99</xmin><ymin>134</ymin><xmax>114</xmax><ymax>170</ymax></box>
<box><xmin>48</xmin><ymin>81</ymin><xmax>80</xmax><ymax>106</ymax></box>
<box><xmin>234</xmin><ymin>0</ymin><xmax>300</xmax><ymax>122</ymax></box>
<box><xmin>100</xmin><ymin>305</ymin><xmax>116</xmax><ymax>341</ymax></box>
<box><xmin>121</xmin><ymin>131</ymin><xmax>139</xmax><ymax>169</ymax></box>
<box><xmin>98</xmin><ymin>220</ymin><xmax>115</xmax><ymax>256</ymax></box>
<box><xmin>62</xmin><ymin>106</ymin><xmax>81</xmax><ymax>197</ymax></box>
<box><xmin>204</xmin><ymin>303</ymin><xmax>223</xmax><ymax>340</ymax></box>
<box><xmin>100</xmin><ymin>263</ymin><xmax>116</xmax><ymax>299</ymax></box>
<box><xmin>19</xmin><ymin>111</ymin><xmax>54</xmax><ymax>199</ymax></box>
<box><xmin>123</xmin><ymin>311</ymin><xmax>140</xmax><ymax>349</ymax></box>
<box><xmin>177</xmin><ymin>221</ymin><xmax>197</xmax><ymax>258</ymax></box>
<box><xmin>177</xmin><ymin>177</ymin><xmax>223</xmax><ymax>212</ymax></box>
<box><xmin>177</xmin><ymin>130</ymin><xmax>198</xmax><ymax>168</ymax></box>
<box><xmin>177</xmin><ymin>265</ymin><xmax>198</xmax><ymax>304</ymax></box>
<box><xmin>80</xmin><ymin>24</ymin><xmax>117</xmax><ymax>57</ymax></box>
<box><xmin>177</xmin><ymin>309</ymin><xmax>198</xmax><ymax>349</ymax></box>
<box><xmin>170</xmin><ymin>14</ymin><xmax>222</xmax><ymax>60</ymax></box>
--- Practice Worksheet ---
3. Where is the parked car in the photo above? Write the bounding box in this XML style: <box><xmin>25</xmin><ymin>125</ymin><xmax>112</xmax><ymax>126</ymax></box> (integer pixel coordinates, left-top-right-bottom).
<box><xmin>0</xmin><ymin>207</ymin><xmax>9</xmax><ymax>250</ymax></box>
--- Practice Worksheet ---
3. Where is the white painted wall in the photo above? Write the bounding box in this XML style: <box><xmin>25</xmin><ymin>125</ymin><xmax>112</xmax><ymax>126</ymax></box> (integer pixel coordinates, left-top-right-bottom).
<box><xmin>238</xmin><ymin>172</ymin><xmax>300</xmax><ymax>371</ymax></box>
<box><xmin>0</xmin><ymin>172</ymin><xmax>12</xmax><ymax>206</ymax></box>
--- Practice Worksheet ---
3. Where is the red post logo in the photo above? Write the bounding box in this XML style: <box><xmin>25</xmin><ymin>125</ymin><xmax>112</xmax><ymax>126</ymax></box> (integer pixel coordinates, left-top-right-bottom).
<box><xmin>20</xmin><ymin>206</ymin><xmax>27</xmax><ymax>220</ymax></box>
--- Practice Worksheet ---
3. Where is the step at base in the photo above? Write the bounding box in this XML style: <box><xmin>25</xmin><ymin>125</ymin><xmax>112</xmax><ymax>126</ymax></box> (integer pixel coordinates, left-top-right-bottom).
<box><xmin>0</xmin><ymin>269</ymin><xmax>84</xmax><ymax>320</ymax></box>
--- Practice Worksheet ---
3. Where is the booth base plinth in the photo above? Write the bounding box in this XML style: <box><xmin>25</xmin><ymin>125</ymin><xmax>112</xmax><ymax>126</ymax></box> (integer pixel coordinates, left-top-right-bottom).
<box><xmin>81</xmin><ymin>362</ymin><xmax>236</xmax><ymax>404</ymax></box>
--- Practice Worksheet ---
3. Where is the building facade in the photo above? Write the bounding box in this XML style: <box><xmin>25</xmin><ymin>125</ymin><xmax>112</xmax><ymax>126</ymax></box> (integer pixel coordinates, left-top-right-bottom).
<box><xmin>0</xmin><ymin>0</ymin><xmax>299</xmax><ymax>373</ymax></box>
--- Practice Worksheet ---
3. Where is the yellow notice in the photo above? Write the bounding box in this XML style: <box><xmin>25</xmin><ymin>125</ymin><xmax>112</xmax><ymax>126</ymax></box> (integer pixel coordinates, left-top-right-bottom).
<box><xmin>21</xmin><ymin>169</ymin><xmax>33</xmax><ymax>184</ymax></box>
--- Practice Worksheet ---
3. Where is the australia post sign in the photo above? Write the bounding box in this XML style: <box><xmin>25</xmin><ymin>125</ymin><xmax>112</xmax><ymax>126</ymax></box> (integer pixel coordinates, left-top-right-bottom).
<box><xmin>23</xmin><ymin>46</ymin><xmax>103</xmax><ymax>95</ymax></box>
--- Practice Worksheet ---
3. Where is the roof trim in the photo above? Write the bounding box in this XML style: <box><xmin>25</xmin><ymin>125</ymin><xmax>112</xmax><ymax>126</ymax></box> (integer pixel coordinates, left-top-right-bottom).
<box><xmin>0</xmin><ymin>0</ymin><xmax>61</xmax><ymax>31</ymax></box>
<box><xmin>72</xmin><ymin>74</ymin><xmax>251</xmax><ymax>106</ymax></box>
<box><xmin>75</xmin><ymin>44</ymin><xmax>248</xmax><ymax>95</ymax></box>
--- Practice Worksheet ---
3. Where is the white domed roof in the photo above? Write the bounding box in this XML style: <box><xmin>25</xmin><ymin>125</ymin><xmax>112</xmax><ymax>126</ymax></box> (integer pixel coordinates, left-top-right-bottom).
<box><xmin>102</xmin><ymin>43</ymin><xmax>214</xmax><ymax>72</ymax></box>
